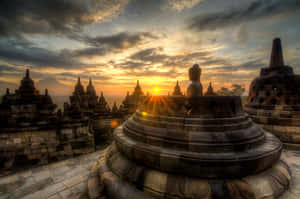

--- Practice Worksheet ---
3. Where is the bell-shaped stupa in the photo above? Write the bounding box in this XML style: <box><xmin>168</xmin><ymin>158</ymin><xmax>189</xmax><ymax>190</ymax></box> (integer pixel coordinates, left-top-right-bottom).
<box><xmin>244</xmin><ymin>38</ymin><xmax>300</xmax><ymax>149</ymax></box>
<box><xmin>88</xmin><ymin>64</ymin><xmax>291</xmax><ymax>199</ymax></box>
<box><xmin>172</xmin><ymin>80</ymin><xmax>183</xmax><ymax>96</ymax></box>
<box><xmin>204</xmin><ymin>82</ymin><xmax>217</xmax><ymax>96</ymax></box>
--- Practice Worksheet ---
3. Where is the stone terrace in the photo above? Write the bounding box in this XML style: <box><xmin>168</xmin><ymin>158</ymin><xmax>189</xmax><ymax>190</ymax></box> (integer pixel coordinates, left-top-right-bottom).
<box><xmin>0</xmin><ymin>150</ymin><xmax>103</xmax><ymax>199</ymax></box>
<box><xmin>0</xmin><ymin>149</ymin><xmax>299</xmax><ymax>199</ymax></box>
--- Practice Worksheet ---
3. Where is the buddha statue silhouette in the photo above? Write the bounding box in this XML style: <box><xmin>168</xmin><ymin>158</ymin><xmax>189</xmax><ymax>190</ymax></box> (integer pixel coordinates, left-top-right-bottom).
<box><xmin>187</xmin><ymin>64</ymin><xmax>203</xmax><ymax>97</ymax></box>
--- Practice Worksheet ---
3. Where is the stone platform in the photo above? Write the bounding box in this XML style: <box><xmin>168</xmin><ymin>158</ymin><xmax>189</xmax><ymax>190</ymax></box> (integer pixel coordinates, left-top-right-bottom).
<box><xmin>0</xmin><ymin>150</ymin><xmax>102</xmax><ymax>199</ymax></box>
<box><xmin>0</xmin><ymin>148</ymin><xmax>300</xmax><ymax>199</ymax></box>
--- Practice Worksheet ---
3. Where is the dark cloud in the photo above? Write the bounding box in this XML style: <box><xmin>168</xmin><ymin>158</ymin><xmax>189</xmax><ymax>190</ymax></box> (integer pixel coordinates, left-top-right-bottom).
<box><xmin>130</xmin><ymin>47</ymin><xmax>168</xmax><ymax>63</ymax></box>
<box><xmin>188</xmin><ymin>0</ymin><xmax>300</xmax><ymax>31</ymax></box>
<box><xmin>0</xmin><ymin>0</ymin><xmax>129</xmax><ymax>38</ymax></box>
<box><xmin>0</xmin><ymin>39</ymin><xmax>81</xmax><ymax>68</ymax></box>
<box><xmin>0</xmin><ymin>31</ymin><xmax>157</xmax><ymax>68</ymax></box>
<box><xmin>125</xmin><ymin>47</ymin><xmax>212</xmax><ymax>69</ymax></box>
<box><xmin>115</xmin><ymin>46</ymin><xmax>265</xmax><ymax>81</ymax></box>
<box><xmin>74</xmin><ymin>32</ymin><xmax>157</xmax><ymax>57</ymax></box>
<box><xmin>83</xmin><ymin>32</ymin><xmax>157</xmax><ymax>48</ymax></box>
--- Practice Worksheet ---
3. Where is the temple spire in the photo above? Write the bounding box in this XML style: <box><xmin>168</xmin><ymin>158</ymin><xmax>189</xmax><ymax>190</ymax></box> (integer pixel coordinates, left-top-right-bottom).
<box><xmin>45</xmin><ymin>89</ymin><xmax>48</xmax><ymax>96</ymax></box>
<box><xmin>204</xmin><ymin>82</ymin><xmax>216</xmax><ymax>96</ymax></box>
<box><xmin>208</xmin><ymin>82</ymin><xmax>212</xmax><ymax>90</ymax></box>
<box><xmin>269</xmin><ymin>38</ymin><xmax>284</xmax><ymax>68</ymax></box>
<box><xmin>26</xmin><ymin>69</ymin><xmax>30</xmax><ymax>78</ymax></box>
<box><xmin>173</xmin><ymin>80</ymin><xmax>183</xmax><ymax>96</ymax></box>
<box><xmin>112</xmin><ymin>101</ymin><xmax>118</xmax><ymax>113</ymax></box>
<box><xmin>89</xmin><ymin>78</ymin><xmax>92</xmax><ymax>85</ymax></box>
<box><xmin>77</xmin><ymin>77</ymin><xmax>81</xmax><ymax>84</ymax></box>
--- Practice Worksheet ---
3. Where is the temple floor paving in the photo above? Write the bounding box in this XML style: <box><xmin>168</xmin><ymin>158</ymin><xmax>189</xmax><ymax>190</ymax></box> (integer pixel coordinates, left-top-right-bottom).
<box><xmin>0</xmin><ymin>150</ymin><xmax>103</xmax><ymax>199</ymax></box>
<box><xmin>0</xmin><ymin>149</ymin><xmax>300</xmax><ymax>199</ymax></box>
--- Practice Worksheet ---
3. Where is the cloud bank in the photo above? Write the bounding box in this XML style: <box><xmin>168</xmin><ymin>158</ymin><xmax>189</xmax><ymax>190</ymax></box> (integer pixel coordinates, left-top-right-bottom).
<box><xmin>188</xmin><ymin>0</ymin><xmax>300</xmax><ymax>31</ymax></box>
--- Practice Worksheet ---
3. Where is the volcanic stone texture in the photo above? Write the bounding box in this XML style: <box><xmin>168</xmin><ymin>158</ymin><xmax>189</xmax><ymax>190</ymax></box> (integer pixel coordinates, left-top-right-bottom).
<box><xmin>88</xmin><ymin>95</ymin><xmax>291</xmax><ymax>199</ymax></box>
<box><xmin>1</xmin><ymin>148</ymin><xmax>300</xmax><ymax>199</ymax></box>
<box><xmin>245</xmin><ymin>38</ymin><xmax>300</xmax><ymax>149</ymax></box>
<box><xmin>0</xmin><ymin>125</ymin><xmax>94</xmax><ymax>174</ymax></box>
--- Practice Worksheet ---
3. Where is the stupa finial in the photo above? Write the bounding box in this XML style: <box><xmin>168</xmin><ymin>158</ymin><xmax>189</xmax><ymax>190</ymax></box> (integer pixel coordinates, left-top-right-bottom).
<box><xmin>270</xmin><ymin>38</ymin><xmax>284</xmax><ymax>68</ymax></box>
<box><xmin>26</xmin><ymin>69</ymin><xmax>30</xmax><ymax>78</ymax></box>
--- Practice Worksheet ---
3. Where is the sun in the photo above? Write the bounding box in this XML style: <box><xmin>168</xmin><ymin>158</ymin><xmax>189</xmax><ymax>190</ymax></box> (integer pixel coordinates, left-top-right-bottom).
<box><xmin>152</xmin><ymin>87</ymin><xmax>161</xmax><ymax>95</ymax></box>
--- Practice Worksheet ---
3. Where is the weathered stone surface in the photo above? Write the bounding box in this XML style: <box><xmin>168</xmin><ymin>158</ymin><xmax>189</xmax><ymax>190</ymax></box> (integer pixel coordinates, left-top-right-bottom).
<box><xmin>86</xmin><ymin>146</ymin><xmax>296</xmax><ymax>199</ymax></box>
<box><xmin>0</xmin><ymin>126</ymin><xmax>94</xmax><ymax>175</ymax></box>
<box><xmin>245</xmin><ymin>38</ymin><xmax>300</xmax><ymax>148</ymax></box>
<box><xmin>0</xmin><ymin>150</ymin><xmax>102</xmax><ymax>199</ymax></box>
<box><xmin>0</xmin><ymin>148</ymin><xmax>300</xmax><ymax>199</ymax></box>
<box><xmin>0</xmin><ymin>69</ymin><xmax>98</xmax><ymax>173</ymax></box>
<box><xmin>87</xmin><ymin>64</ymin><xmax>291</xmax><ymax>198</ymax></box>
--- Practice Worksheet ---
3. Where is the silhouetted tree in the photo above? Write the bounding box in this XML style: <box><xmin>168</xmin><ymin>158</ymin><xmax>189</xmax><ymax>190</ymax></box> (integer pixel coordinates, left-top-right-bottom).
<box><xmin>231</xmin><ymin>84</ymin><xmax>245</xmax><ymax>96</ymax></box>
<box><xmin>217</xmin><ymin>84</ymin><xmax>245</xmax><ymax>96</ymax></box>
<box><xmin>217</xmin><ymin>87</ymin><xmax>231</xmax><ymax>96</ymax></box>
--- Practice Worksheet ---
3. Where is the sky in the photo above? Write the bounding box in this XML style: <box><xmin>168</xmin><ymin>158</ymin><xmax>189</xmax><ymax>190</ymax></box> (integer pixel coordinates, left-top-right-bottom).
<box><xmin>0</xmin><ymin>0</ymin><xmax>300</xmax><ymax>96</ymax></box>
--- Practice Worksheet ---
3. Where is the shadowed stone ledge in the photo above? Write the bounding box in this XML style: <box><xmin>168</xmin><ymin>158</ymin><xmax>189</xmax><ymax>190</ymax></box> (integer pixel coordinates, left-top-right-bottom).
<box><xmin>88</xmin><ymin>143</ymin><xmax>291</xmax><ymax>199</ymax></box>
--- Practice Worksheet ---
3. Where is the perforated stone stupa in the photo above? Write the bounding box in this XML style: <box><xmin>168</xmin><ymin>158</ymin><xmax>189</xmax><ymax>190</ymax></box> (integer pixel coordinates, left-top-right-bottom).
<box><xmin>245</xmin><ymin>38</ymin><xmax>300</xmax><ymax>149</ymax></box>
<box><xmin>88</xmin><ymin>64</ymin><xmax>291</xmax><ymax>199</ymax></box>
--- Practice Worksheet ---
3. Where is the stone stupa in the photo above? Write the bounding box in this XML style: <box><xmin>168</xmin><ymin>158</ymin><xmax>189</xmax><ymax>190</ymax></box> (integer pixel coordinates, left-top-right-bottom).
<box><xmin>244</xmin><ymin>38</ymin><xmax>300</xmax><ymax>150</ymax></box>
<box><xmin>88</xmin><ymin>64</ymin><xmax>291</xmax><ymax>199</ymax></box>
<box><xmin>205</xmin><ymin>82</ymin><xmax>217</xmax><ymax>96</ymax></box>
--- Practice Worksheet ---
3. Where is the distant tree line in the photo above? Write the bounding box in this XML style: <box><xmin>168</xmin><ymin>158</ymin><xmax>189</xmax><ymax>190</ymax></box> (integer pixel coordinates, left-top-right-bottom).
<box><xmin>216</xmin><ymin>84</ymin><xmax>245</xmax><ymax>96</ymax></box>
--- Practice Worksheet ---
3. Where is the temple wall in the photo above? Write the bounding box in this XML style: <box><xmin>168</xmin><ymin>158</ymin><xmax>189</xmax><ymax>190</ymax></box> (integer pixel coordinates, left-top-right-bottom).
<box><xmin>0</xmin><ymin>125</ymin><xmax>94</xmax><ymax>172</ymax></box>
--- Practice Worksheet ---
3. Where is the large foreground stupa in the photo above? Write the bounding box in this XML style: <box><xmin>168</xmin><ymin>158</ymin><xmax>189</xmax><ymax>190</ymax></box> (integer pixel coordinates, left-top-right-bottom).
<box><xmin>88</xmin><ymin>64</ymin><xmax>291</xmax><ymax>199</ymax></box>
<box><xmin>245</xmin><ymin>38</ymin><xmax>300</xmax><ymax>150</ymax></box>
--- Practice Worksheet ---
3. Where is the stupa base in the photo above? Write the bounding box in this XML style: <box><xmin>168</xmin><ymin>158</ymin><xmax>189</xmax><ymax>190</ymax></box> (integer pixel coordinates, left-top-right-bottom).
<box><xmin>88</xmin><ymin>144</ymin><xmax>291</xmax><ymax>199</ymax></box>
<box><xmin>258</xmin><ymin>123</ymin><xmax>300</xmax><ymax>150</ymax></box>
<box><xmin>244</xmin><ymin>107</ymin><xmax>300</xmax><ymax>151</ymax></box>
